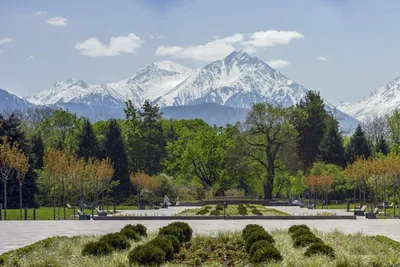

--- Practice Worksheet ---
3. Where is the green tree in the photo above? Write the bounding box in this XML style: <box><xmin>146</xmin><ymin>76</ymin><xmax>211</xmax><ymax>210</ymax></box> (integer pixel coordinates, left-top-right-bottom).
<box><xmin>243</xmin><ymin>104</ymin><xmax>297</xmax><ymax>199</ymax></box>
<box><xmin>31</xmin><ymin>133</ymin><xmax>44</xmax><ymax>170</ymax></box>
<box><xmin>294</xmin><ymin>91</ymin><xmax>327</xmax><ymax>171</ymax></box>
<box><xmin>76</xmin><ymin>118</ymin><xmax>99</xmax><ymax>160</ymax></box>
<box><xmin>319</xmin><ymin>116</ymin><xmax>345</xmax><ymax>167</ymax></box>
<box><xmin>139</xmin><ymin>100</ymin><xmax>165</xmax><ymax>175</ymax></box>
<box><xmin>345</xmin><ymin>125</ymin><xmax>372</xmax><ymax>164</ymax></box>
<box><xmin>103</xmin><ymin>119</ymin><xmax>130</xmax><ymax>197</ymax></box>
<box><xmin>375</xmin><ymin>136</ymin><xmax>389</xmax><ymax>155</ymax></box>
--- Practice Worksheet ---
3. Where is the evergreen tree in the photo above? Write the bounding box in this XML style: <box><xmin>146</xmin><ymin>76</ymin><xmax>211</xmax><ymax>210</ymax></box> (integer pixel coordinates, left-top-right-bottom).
<box><xmin>0</xmin><ymin>114</ymin><xmax>38</xmax><ymax>207</ymax></box>
<box><xmin>139</xmin><ymin>100</ymin><xmax>166</xmax><ymax>175</ymax></box>
<box><xmin>375</xmin><ymin>136</ymin><xmax>389</xmax><ymax>155</ymax></box>
<box><xmin>294</xmin><ymin>91</ymin><xmax>327</xmax><ymax>171</ymax></box>
<box><xmin>31</xmin><ymin>133</ymin><xmax>44</xmax><ymax>170</ymax></box>
<box><xmin>76</xmin><ymin>118</ymin><xmax>99</xmax><ymax>160</ymax></box>
<box><xmin>319</xmin><ymin>117</ymin><xmax>345</xmax><ymax>167</ymax></box>
<box><xmin>103</xmin><ymin>119</ymin><xmax>130</xmax><ymax>197</ymax></box>
<box><xmin>345</xmin><ymin>125</ymin><xmax>372</xmax><ymax>164</ymax></box>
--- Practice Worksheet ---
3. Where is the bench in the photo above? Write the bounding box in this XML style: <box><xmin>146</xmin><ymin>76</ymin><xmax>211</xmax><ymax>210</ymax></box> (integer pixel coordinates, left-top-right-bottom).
<box><xmin>354</xmin><ymin>205</ymin><xmax>367</xmax><ymax>216</ymax></box>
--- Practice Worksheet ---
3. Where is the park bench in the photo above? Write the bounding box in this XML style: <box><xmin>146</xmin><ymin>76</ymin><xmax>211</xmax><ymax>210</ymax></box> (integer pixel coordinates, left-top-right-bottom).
<box><xmin>77</xmin><ymin>210</ymin><xmax>90</xmax><ymax>220</ymax></box>
<box><xmin>96</xmin><ymin>207</ymin><xmax>107</xmax><ymax>217</ymax></box>
<box><xmin>354</xmin><ymin>205</ymin><xmax>366</xmax><ymax>216</ymax></box>
<box><xmin>308</xmin><ymin>203</ymin><xmax>315</xmax><ymax>210</ymax></box>
<box><xmin>366</xmin><ymin>208</ymin><xmax>378</xmax><ymax>219</ymax></box>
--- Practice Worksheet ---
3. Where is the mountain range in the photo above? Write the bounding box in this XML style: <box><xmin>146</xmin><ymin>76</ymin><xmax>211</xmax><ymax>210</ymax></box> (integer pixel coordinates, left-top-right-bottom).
<box><xmin>337</xmin><ymin>76</ymin><xmax>400</xmax><ymax>121</ymax></box>
<box><xmin>1</xmin><ymin>50</ymin><xmax>358</xmax><ymax>131</ymax></box>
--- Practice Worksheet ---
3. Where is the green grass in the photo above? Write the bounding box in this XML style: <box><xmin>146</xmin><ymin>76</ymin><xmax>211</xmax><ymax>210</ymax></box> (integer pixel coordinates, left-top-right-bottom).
<box><xmin>0</xmin><ymin>205</ymin><xmax>145</xmax><ymax>220</ymax></box>
<box><xmin>176</xmin><ymin>204</ymin><xmax>289</xmax><ymax>216</ymax></box>
<box><xmin>1</xmin><ymin>229</ymin><xmax>400</xmax><ymax>266</ymax></box>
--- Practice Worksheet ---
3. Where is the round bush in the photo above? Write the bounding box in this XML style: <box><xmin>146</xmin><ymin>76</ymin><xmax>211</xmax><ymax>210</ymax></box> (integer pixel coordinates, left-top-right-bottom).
<box><xmin>251</xmin><ymin>208</ymin><xmax>262</xmax><ymax>216</ymax></box>
<box><xmin>304</xmin><ymin>243</ymin><xmax>335</xmax><ymax>258</ymax></box>
<box><xmin>120</xmin><ymin>228</ymin><xmax>140</xmax><ymax>241</ymax></box>
<box><xmin>168</xmin><ymin>222</ymin><xmax>193</xmax><ymax>242</ymax></box>
<box><xmin>161</xmin><ymin>234</ymin><xmax>181</xmax><ymax>253</ymax></box>
<box><xmin>290</xmin><ymin>228</ymin><xmax>314</xmax><ymax>240</ymax></box>
<box><xmin>128</xmin><ymin>244</ymin><xmax>166</xmax><ymax>266</ymax></box>
<box><xmin>149</xmin><ymin>236</ymin><xmax>175</xmax><ymax>261</ymax></box>
<box><xmin>249</xmin><ymin>240</ymin><xmax>274</xmax><ymax>256</ymax></box>
<box><xmin>0</xmin><ymin>255</ymin><xmax>6</xmax><ymax>265</ymax></box>
<box><xmin>216</xmin><ymin>204</ymin><xmax>224</xmax><ymax>211</ymax></box>
<box><xmin>251</xmin><ymin>246</ymin><xmax>283</xmax><ymax>263</ymax></box>
<box><xmin>122</xmin><ymin>224</ymin><xmax>147</xmax><ymax>237</ymax></box>
<box><xmin>288</xmin><ymin>224</ymin><xmax>310</xmax><ymax>234</ymax></box>
<box><xmin>294</xmin><ymin>235</ymin><xmax>322</xmax><ymax>247</ymax></box>
<box><xmin>159</xmin><ymin>225</ymin><xmax>184</xmax><ymax>243</ymax></box>
<box><xmin>82</xmin><ymin>241</ymin><xmax>113</xmax><ymax>256</ymax></box>
<box><xmin>245</xmin><ymin>230</ymin><xmax>275</xmax><ymax>252</ymax></box>
<box><xmin>210</xmin><ymin>210</ymin><xmax>221</xmax><ymax>216</ymax></box>
<box><xmin>242</xmin><ymin>224</ymin><xmax>264</xmax><ymax>240</ymax></box>
<box><xmin>99</xmin><ymin>233</ymin><xmax>131</xmax><ymax>251</ymax></box>
<box><xmin>196</xmin><ymin>209</ymin><xmax>209</xmax><ymax>215</ymax></box>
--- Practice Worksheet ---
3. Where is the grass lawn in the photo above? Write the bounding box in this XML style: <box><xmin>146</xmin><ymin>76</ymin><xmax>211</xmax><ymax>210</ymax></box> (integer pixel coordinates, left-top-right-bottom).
<box><xmin>1</xmin><ymin>227</ymin><xmax>399</xmax><ymax>266</ymax></box>
<box><xmin>0</xmin><ymin>205</ymin><xmax>146</xmax><ymax>220</ymax></box>
<box><xmin>177</xmin><ymin>204</ymin><xmax>289</xmax><ymax>216</ymax></box>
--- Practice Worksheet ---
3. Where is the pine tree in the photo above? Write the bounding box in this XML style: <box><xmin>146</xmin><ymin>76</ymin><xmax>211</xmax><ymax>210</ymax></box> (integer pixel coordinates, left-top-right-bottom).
<box><xmin>375</xmin><ymin>136</ymin><xmax>389</xmax><ymax>155</ymax></box>
<box><xmin>31</xmin><ymin>133</ymin><xmax>44</xmax><ymax>170</ymax></box>
<box><xmin>345</xmin><ymin>125</ymin><xmax>372</xmax><ymax>164</ymax></box>
<box><xmin>139</xmin><ymin>100</ymin><xmax>166</xmax><ymax>175</ymax></box>
<box><xmin>319</xmin><ymin>117</ymin><xmax>345</xmax><ymax>167</ymax></box>
<box><xmin>0</xmin><ymin>114</ymin><xmax>38</xmax><ymax>208</ymax></box>
<box><xmin>76</xmin><ymin>118</ymin><xmax>99</xmax><ymax>160</ymax></box>
<box><xmin>103</xmin><ymin>119</ymin><xmax>130</xmax><ymax>197</ymax></box>
<box><xmin>295</xmin><ymin>91</ymin><xmax>327</xmax><ymax>171</ymax></box>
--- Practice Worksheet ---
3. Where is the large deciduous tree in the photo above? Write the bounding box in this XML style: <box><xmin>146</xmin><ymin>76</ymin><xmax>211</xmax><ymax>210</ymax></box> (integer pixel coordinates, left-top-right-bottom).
<box><xmin>243</xmin><ymin>103</ymin><xmax>297</xmax><ymax>199</ymax></box>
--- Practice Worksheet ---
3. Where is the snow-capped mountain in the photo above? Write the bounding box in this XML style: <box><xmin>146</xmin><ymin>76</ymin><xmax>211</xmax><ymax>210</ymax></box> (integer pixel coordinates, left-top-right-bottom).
<box><xmin>337</xmin><ymin>76</ymin><xmax>400</xmax><ymax>121</ymax></box>
<box><xmin>0</xmin><ymin>88</ymin><xmax>32</xmax><ymax>112</ymax></box>
<box><xmin>107</xmin><ymin>61</ymin><xmax>193</xmax><ymax>107</ymax></box>
<box><xmin>155</xmin><ymin>50</ymin><xmax>308</xmax><ymax>108</ymax></box>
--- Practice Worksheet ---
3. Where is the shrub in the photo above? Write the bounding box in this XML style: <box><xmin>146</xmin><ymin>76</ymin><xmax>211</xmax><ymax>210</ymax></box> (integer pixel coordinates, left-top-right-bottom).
<box><xmin>242</xmin><ymin>224</ymin><xmax>264</xmax><ymax>240</ymax></box>
<box><xmin>290</xmin><ymin>228</ymin><xmax>314</xmax><ymax>240</ymax></box>
<box><xmin>196</xmin><ymin>209</ymin><xmax>209</xmax><ymax>215</ymax></box>
<box><xmin>122</xmin><ymin>224</ymin><xmax>147</xmax><ymax>237</ymax></box>
<box><xmin>81</xmin><ymin>241</ymin><xmax>113</xmax><ymax>256</ymax></box>
<box><xmin>159</xmin><ymin>225</ymin><xmax>184</xmax><ymax>243</ymax></box>
<box><xmin>216</xmin><ymin>204</ymin><xmax>224</xmax><ymax>211</ymax></box>
<box><xmin>0</xmin><ymin>255</ymin><xmax>5</xmax><ymax>265</ymax></box>
<box><xmin>204</xmin><ymin>206</ymin><xmax>212</xmax><ymax>209</ymax></box>
<box><xmin>251</xmin><ymin>246</ymin><xmax>283</xmax><ymax>263</ymax></box>
<box><xmin>149</xmin><ymin>236</ymin><xmax>175</xmax><ymax>261</ymax></box>
<box><xmin>294</xmin><ymin>235</ymin><xmax>322</xmax><ymax>247</ymax></box>
<box><xmin>245</xmin><ymin>230</ymin><xmax>275</xmax><ymax>252</ymax></box>
<box><xmin>128</xmin><ymin>244</ymin><xmax>166</xmax><ymax>266</ymax></box>
<box><xmin>288</xmin><ymin>224</ymin><xmax>310</xmax><ymax>234</ymax></box>
<box><xmin>120</xmin><ymin>228</ymin><xmax>140</xmax><ymax>241</ymax></box>
<box><xmin>210</xmin><ymin>210</ymin><xmax>221</xmax><ymax>216</ymax></box>
<box><xmin>304</xmin><ymin>243</ymin><xmax>335</xmax><ymax>258</ymax></box>
<box><xmin>168</xmin><ymin>222</ymin><xmax>193</xmax><ymax>242</ymax></box>
<box><xmin>251</xmin><ymin>208</ymin><xmax>263</xmax><ymax>216</ymax></box>
<box><xmin>99</xmin><ymin>233</ymin><xmax>131</xmax><ymax>251</ymax></box>
<box><xmin>162</xmin><ymin>235</ymin><xmax>181</xmax><ymax>253</ymax></box>
<box><xmin>249</xmin><ymin>240</ymin><xmax>274</xmax><ymax>256</ymax></box>
<box><xmin>237</xmin><ymin>204</ymin><xmax>248</xmax><ymax>215</ymax></box>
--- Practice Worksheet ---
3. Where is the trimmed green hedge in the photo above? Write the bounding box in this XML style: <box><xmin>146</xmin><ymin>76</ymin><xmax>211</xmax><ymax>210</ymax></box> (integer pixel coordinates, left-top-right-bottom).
<box><xmin>128</xmin><ymin>244</ymin><xmax>166</xmax><ymax>266</ymax></box>
<box><xmin>251</xmin><ymin>246</ymin><xmax>282</xmax><ymax>263</ymax></box>
<box><xmin>82</xmin><ymin>241</ymin><xmax>113</xmax><ymax>256</ymax></box>
<box><xmin>245</xmin><ymin>230</ymin><xmax>275</xmax><ymax>252</ymax></box>
<box><xmin>249</xmin><ymin>240</ymin><xmax>274</xmax><ymax>256</ymax></box>
<box><xmin>288</xmin><ymin>224</ymin><xmax>310</xmax><ymax>234</ymax></box>
<box><xmin>120</xmin><ymin>228</ymin><xmax>140</xmax><ymax>241</ymax></box>
<box><xmin>99</xmin><ymin>233</ymin><xmax>131</xmax><ymax>251</ymax></box>
<box><xmin>304</xmin><ymin>243</ymin><xmax>335</xmax><ymax>258</ymax></box>
<box><xmin>242</xmin><ymin>224</ymin><xmax>264</xmax><ymax>240</ymax></box>
<box><xmin>149</xmin><ymin>236</ymin><xmax>174</xmax><ymax>261</ymax></box>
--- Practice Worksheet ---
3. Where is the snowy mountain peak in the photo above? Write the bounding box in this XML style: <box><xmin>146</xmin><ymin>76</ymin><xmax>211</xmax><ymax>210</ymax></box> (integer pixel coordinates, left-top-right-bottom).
<box><xmin>54</xmin><ymin>78</ymin><xmax>89</xmax><ymax>89</ymax></box>
<box><xmin>338</xmin><ymin>76</ymin><xmax>400</xmax><ymax>121</ymax></box>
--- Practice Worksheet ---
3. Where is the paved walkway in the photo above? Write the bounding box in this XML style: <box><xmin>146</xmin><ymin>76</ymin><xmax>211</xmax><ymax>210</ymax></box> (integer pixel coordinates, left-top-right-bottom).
<box><xmin>1</xmin><ymin>206</ymin><xmax>400</xmax><ymax>254</ymax></box>
<box><xmin>273</xmin><ymin>206</ymin><xmax>357</xmax><ymax>217</ymax></box>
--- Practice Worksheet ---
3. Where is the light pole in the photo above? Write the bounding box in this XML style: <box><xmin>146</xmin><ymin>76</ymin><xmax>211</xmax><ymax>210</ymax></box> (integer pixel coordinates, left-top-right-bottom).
<box><xmin>223</xmin><ymin>201</ymin><xmax>226</xmax><ymax>219</ymax></box>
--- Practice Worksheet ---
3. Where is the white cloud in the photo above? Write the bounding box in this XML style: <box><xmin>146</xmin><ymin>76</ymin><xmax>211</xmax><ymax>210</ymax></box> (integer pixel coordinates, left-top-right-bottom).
<box><xmin>75</xmin><ymin>33</ymin><xmax>144</xmax><ymax>57</ymax></box>
<box><xmin>46</xmin><ymin>17</ymin><xmax>68</xmax><ymax>26</ymax></box>
<box><xmin>243</xmin><ymin>30</ymin><xmax>304</xmax><ymax>49</ymax></box>
<box><xmin>0</xmin><ymin>37</ymin><xmax>12</xmax><ymax>45</ymax></box>
<box><xmin>155</xmin><ymin>33</ymin><xmax>244</xmax><ymax>61</ymax></box>
<box><xmin>26</xmin><ymin>55</ymin><xmax>34</xmax><ymax>60</ymax></box>
<box><xmin>35</xmin><ymin>11</ymin><xmax>47</xmax><ymax>16</ymax></box>
<box><xmin>150</xmin><ymin>35</ymin><xmax>165</xmax><ymax>40</ymax></box>
<box><xmin>317</xmin><ymin>56</ymin><xmax>328</xmax><ymax>61</ymax></box>
<box><xmin>267</xmin><ymin>59</ymin><xmax>290</xmax><ymax>69</ymax></box>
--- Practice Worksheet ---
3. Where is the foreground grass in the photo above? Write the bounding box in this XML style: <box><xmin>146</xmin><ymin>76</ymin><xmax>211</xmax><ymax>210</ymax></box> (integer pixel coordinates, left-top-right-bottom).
<box><xmin>177</xmin><ymin>204</ymin><xmax>289</xmax><ymax>216</ymax></box>
<box><xmin>1</xmin><ymin>229</ymin><xmax>400</xmax><ymax>266</ymax></box>
<box><xmin>0</xmin><ymin>205</ymin><xmax>143</xmax><ymax>220</ymax></box>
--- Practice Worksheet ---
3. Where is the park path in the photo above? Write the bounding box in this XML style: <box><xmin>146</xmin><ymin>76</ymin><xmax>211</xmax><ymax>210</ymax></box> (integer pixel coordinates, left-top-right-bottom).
<box><xmin>1</xmin><ymin>206</ymin><xmax>400</xmax><ymax>254</ymax></box>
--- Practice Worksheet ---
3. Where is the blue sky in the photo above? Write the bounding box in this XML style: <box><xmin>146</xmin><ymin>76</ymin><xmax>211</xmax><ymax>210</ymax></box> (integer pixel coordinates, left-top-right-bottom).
<box><xmin>1</xmin><ymin>0</ymin><xmax>400</xmax><ymax>103</ymax></box>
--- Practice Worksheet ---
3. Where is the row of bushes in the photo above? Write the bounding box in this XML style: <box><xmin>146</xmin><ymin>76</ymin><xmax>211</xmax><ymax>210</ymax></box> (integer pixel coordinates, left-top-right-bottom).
<box><xmin>242</xmin><ymin>224</ymin><xmax>282</xmax><ymax>263</ymax></box>
<box><xmin>238</xmin><ymin>204</ymin><xmax>248</xmax><ymax>216</ymax></box>
<box><xmin>128</xmin><ymin>222</ymin><xmax>193</xmax><ymax>266</ymax></box>
<box><xmin>82</xmin><ymin>224</ymin><xmax>147</xmax><ymax>256</ymax></box>
<box><xmin>288</xmin><ymin>225</ymin><xmax>335</xmax><ymax>258</ymax></box>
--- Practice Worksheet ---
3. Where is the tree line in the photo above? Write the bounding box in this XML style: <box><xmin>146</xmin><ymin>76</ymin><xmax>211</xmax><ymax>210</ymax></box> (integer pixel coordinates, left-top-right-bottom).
<box><xmin>0</xmin><ymin>91</ymin><xmax>399</xmax><ymax>209</ymax></box>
